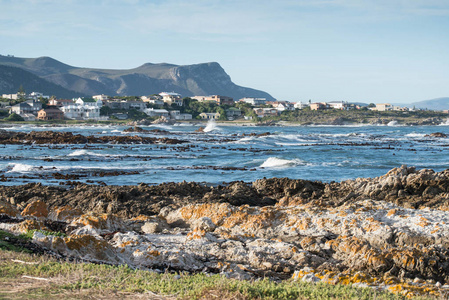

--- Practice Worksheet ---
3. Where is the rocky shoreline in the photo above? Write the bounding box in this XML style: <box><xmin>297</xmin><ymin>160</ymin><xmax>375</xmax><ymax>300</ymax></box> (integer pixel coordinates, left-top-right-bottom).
<box><xmin>0</xmin><ymin>129</ymin><xmax>186</xmax><ymax>145</ymax></box>
<box><xmin>1</xmin><ymin>165</ymin><xmax>449</xmax><ymax>297</ymax></box>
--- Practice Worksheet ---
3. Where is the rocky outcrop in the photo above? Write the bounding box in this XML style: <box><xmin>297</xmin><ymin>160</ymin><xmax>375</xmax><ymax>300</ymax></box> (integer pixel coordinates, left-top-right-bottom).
<box><xmin>0</xmin><ymin>130</ymin><xmax>186</xmax><ymax>145</ymax></box>
<box><xmin>2</xmin><ymin>166</ymin><xmax>449</xmax><ymax>297</ymax></box>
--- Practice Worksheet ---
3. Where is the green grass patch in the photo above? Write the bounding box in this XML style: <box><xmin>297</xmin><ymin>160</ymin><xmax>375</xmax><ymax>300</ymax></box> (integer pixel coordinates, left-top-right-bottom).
<box><xmin>0</xmin><ymin>230</ymin><xmax>33</xmax><ymax>253</ymax></box>
<box><xmin>21</xmin><ymin>229</ymin><xmax>67</xmax><ymax>240</ymax></box>
<box><xmin>0</xmin><ymin>247</ymin><xmax>436</xmax><ymax>300</ymax></box>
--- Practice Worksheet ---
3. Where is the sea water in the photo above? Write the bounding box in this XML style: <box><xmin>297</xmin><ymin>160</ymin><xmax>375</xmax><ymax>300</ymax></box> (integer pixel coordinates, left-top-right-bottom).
<box><xmin>1</xmin><ymin>123</ymin><xmax>449</xmax><ymax>186</ymax></box>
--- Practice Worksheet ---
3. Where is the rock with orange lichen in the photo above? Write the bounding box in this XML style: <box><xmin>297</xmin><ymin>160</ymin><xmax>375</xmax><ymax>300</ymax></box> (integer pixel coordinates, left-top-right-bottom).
<box><xmin>11</xmin><ymin>219</ymin><xmax>47</xmax><ymax>233</ymax></box>
<box><xmin>0</xmin><ymin>199</ymin><xmax>20</xmax><ymax>217</ymax></box>
<box><xmin>33</xmin><ymin>232</ymin><xmax>123</xmax><ymax>264</ymax></box>
<box><xmin>48</xmin><ymin>205</ymin><xmax>83</xmax><ymax>222</ymax></box>
<box><xmin>21</xmin><ymin>200</ymin><xmax>48</xmax><ymax>219</ymax></box>
<box><xmin>69</xmin><ymin>213</ymin><xmax>126</xmax><ymax>233</ymax></box>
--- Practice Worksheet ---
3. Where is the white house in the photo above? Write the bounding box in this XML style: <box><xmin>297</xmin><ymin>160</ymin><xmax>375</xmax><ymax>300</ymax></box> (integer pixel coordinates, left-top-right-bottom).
<box><xmin>74</xmin><ymin>97</ymin><xmax>103</xmax><ymax>107</ymax></box>
<box><xmin>372</xmin><ymin>103</ymin><xmax>393</xmax><ymax>111</ymax></box>
<box><xmin>160</xmin><ymin>92</ymin><xmax>183</xmax><ymax>106</ymax></box>
<box><xmin>49</xmin><ymin>99</ymin><xmax>74</xmax><ymax>107</ymax></box>
<box><xmin>29</xmin><ymin>92</ymin><xmax>50</xmax><ymax>100</ymax></box>
<box><xmin>239</xmin><ymin>97</ymin><xmax>267</xmax><ymax>106</ymax></box>
<box><xmin>2</xmin><ymin>94</ymin><xmax>19</xmax><ymax>100</ymax></box>
<box><xmin>169</xmin><ymin>110</ymin><xmax>192</xmax><ymax>120</ymax></box>
<box><xmin>328</xmin><ymin>101</ymin><xmax>348</xmax><ymax>110</ymax></box>
<box><xmin>144</xmin><ymin>108</ymin><xmax>169</xmax><ymax>118</ymax></box>
<box><xmin>93</xmin><ymin>94</ymin><xmax>109</xmax><ymax>101</ymax></box>
<box><xmin>270</xmin><ymin>101</ymin><xmax>294</xmax><ymax>112</ymax></box>
<box><xmin>253</xmin><ymin>108</ymin><xmax>278</xmax><ymax>118</ymax></box>
<box><xmin>199</xmin><ymin>112</ymin><xmax>220</xmax><ymax>120</ymax></box>
<box><xmin>61</xmin><ymin>105</ymin><xmax>104</xmax><ymax>120</ymax></box>
<box><xmin>294</xmin><ymin>101</ymin><xmax>309</xmax><ymax>109</ymax></box>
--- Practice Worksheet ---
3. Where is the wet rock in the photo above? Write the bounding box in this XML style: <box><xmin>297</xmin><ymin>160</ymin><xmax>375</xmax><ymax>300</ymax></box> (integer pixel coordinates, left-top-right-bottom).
<box><xmin>425</xmin><ymin>132</ymin><xmax>447</xmax><ymax>138</ymax></box>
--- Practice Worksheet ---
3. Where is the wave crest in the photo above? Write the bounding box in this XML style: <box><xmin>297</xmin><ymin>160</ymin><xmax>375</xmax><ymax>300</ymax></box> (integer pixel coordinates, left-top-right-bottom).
<box><xmin>260</xmin><ymin>157</ymin><xmax>304</xmax><ymax>168</ymax></box>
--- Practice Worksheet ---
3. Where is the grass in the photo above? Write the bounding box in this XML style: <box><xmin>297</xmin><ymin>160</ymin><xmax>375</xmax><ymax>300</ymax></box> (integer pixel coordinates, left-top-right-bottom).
<box><xmin>0</xmin><ymin>229</ymin><xmax>439</xmax><ymax>299</ymax></box>
<box><xmin>0</xmin><ymin>249</ymin><xmax>435</xmax><ymax>300</ymax></box>
<box><xmin>0</xmin><ymin>230</ymin><xmax>33</xmax><ymax>253</ymax></box>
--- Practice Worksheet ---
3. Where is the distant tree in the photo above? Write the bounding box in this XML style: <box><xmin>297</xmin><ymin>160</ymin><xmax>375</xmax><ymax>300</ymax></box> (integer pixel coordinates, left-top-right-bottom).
<box><xmin>100</xmin><ymin>106</ymin><xmax>113</xmax><ymax>116</ymax></box>
<box><xmin>368</xmin><ymin>103</ymin><xmax>376</xmax><ymax>108</ymax></box>
<box><xmin>18</xmin><ymin>85</ymin><xmax>26</xmax><ymax>100</ymax></box>
<box><xmin>40</xmin><ymin>97</ymin><xmax>49</xmax><ymax>108</ymax></box>
<box><xmin>215</xmin><ymin>106</ymin><xmax>227</xmax><ymax>121</ymax></box>
<box><xmin>5</xmin><ymin>113</ymin><xmax>24</xmax><ymax>121</ymax></box>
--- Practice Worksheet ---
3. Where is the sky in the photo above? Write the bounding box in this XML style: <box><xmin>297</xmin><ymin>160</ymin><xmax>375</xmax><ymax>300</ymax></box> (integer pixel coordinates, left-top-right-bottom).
<box><xmin>1</xmin><ymin>0</ymin><xmax>448</xmax><ymax>103</ymax></box>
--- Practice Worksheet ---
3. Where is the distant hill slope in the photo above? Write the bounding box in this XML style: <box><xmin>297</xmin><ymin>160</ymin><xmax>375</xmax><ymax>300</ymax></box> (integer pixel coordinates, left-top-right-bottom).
<box><xmin>0</xmin><ymin>65</ymin><xmax>85</xmax><ymax>98</ymax></box>
<box><xmin>410</xmin><ymin>97</ymin><xmax>449</xmax><ymax>110</ymax></box>
<box><xmin>0</xmin><ymin>55</ymin><xmax>274</xmax><ymax>100</ymax></box>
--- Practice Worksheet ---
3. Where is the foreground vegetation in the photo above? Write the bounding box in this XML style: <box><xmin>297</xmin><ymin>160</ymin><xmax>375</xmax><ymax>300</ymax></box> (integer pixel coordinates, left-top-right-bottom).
<box><xmin>0</xmin><ymin>230</ymin><xmax>434</xmax><ymax>300</ymax></box>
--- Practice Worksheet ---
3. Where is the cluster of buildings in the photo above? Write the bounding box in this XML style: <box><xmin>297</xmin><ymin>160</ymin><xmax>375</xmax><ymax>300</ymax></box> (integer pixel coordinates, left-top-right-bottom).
<box><xmin>6</xmin><ymin>97</ymin><xmax>106</xmax><ymax>121</ymax></box>
<box><xmin>1</xmin><ymin>90</ymin><xmax>417</xmax><ymax>122</ymax></box>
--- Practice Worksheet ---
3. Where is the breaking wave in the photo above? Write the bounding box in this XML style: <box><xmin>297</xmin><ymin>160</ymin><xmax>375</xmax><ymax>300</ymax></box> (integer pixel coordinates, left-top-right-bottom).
<box><xmin>260</xmin><ymin>157</ymin><xmax>304</xmax><ymax>168</ymax></box>
<box><xmin>203</xmin><ymin>119</ymin><xmax>220</xmax><ymax>132</ymax></box>
<box><xmin>7</xmin><ymin>163</ymin><xmax>34</xmax><ymax>173</ymax></box>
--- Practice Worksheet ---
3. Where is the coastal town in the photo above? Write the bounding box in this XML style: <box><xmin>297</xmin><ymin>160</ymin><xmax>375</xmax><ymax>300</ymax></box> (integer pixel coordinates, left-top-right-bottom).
<box><xmin>0</xmin><ymin>90</ymin><xmax>428</xmax><ymax>122</ymax></box>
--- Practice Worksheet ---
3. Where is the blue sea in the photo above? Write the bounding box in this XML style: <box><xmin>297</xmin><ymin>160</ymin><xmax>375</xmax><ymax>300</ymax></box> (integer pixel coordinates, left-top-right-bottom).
<box><xmin>1</xmin><ymin>121</ymin><xmax>449</xmax><ymax>186</ymax></box>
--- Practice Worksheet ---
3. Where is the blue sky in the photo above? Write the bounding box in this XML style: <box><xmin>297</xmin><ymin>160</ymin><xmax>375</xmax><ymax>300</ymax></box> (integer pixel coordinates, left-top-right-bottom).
<box><xmin>1</xmin><ymin>0</ymin><xmax>448</xmax><ymax>103</ymax></box>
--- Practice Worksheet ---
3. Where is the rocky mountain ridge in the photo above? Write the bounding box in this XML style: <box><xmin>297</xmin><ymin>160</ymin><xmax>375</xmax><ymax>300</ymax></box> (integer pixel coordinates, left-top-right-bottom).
<box><xmin>0</xmin><ymin>55</ymin><xmax>274</xmax><ymax>100</ymax></box>
<box><xmin>0</xmin><ymin>65</ymin><xmax>86</xmax><ymax>98</ymax></box>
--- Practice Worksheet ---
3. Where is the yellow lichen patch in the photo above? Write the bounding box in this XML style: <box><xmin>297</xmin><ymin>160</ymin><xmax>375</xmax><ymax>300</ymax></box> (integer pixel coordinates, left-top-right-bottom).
<box><xmin>363</xmin><ymin>219</ymin><xmax>382</xmax><ymax>233</ymax></box>
<box><xmin>417</xmin><ymin>217</ymin><xmax>430</xmax><ymax>227</ymax></box>
<box><xmin>12</xmin><ymin>219</ymin><xmax>46</xmax><ymax>233</ymax></box>
<box><xmin>296</xmin><ymin>217</ymin><xmax>311</xmax><ymax>231</ymax></box>
<box><xmin>180</xmin><ymin>203</ymin><xmax>232</xmax><ymax>226</ymax></box>
<box><xmin>187</xmin><ymin>228</ymin><xmax>207</xmax><ymax>240</ymax></box>
<box><xmin>0</xmin><ymin>200</ymin><xmax>20</xmax><ymax>217</ymax></box>
<box><xmin>337</xmin><ymin>210</ymin><xmax>348</xmax><ymax>217</ymax></box>
<box><xmin>49</xmin><ymin>205</ymin><xmax>83</xmax><ymax>221</ymax></box>
<box><xmin>387</xmin><ymin>209</ymin><xmax>398</xmax><ymax>217</ymax></box>
<box><xmin>117</xmin><ymin>240</ymin><xmax>139</xmax><ymax>248</ymax></box>
<box><xmin>70</xmin><ymin>213</ymin><xmax>120</xmax><ymax>230</ymax></box>
<box><xmin>300</xmin><ymin>236</ymin><xmax>315</xmax><ymax>249</ymax></box>
<box><xmin>131</xmin><ymin>215</ymin><xmax>152</xmax><ymax>221</ymax></box>
<box><xmin>293</xmin><ymin>268</ymin><xmax>443</xmax><ymax>298</ymax></box>
<box><xmin>64</xmin><ymin>234</ymin><xmax>110</xmax><ymax>253</ymax></box>
<box><xmin>430</xmin><ymin>226</ymin><xmax>440</xmax><ymax>234</ymax></box>
<box><xmin>148</xmin><ymin>250</ymin><xmax>160</xmax><ymax>257</ymax></box>
<box><xmin>21</xmin><ymin>200</ymin><xmax>48</xmax><ymax>218</ymax></box>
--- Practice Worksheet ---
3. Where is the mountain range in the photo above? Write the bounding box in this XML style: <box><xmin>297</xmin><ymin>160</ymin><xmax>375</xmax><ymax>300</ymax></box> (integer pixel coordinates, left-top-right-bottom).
<box><xmin>409</xmin><ymin>97</ymin><xmax>449</xmax><ymax>111</ymax></box>
<box><xmin>0</xmin><ymin>55</ymin><xmax>274</xmax><ymax>100</ymax></box>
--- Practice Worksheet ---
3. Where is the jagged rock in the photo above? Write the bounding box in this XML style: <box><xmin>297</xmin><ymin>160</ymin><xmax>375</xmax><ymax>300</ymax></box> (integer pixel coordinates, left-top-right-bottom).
<box><xmin>425</xmin><ymin>132</ymin><xmax>447</xmax><ymax>138</ymax></box>
<box><xmin>21</xmin><ymin>200</ymin><xmax>48</xmax><ymax>219</ymax></box>
<box><xmin>0</xmin><ymin>199</ymin><xmax>20</xmax><ymax>217</ymax></box>
<box><xmin>1</xmin><ymin>167</ymin><xmax>449</xmax><ymax>297</ymax></box>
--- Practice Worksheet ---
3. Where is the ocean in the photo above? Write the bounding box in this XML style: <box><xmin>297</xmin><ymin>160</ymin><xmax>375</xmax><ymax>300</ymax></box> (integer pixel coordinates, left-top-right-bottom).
<box><xmin>1</xmin><ymin>120</ymin><xmax>449</xmax><ymax>186</ymax></box>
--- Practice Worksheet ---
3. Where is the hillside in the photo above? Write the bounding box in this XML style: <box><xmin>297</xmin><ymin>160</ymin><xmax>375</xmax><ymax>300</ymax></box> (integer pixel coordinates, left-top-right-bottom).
<box><xmin>410</xmin><ymin>97</ymin><xmax>449</xmax><ymax>110</ymax></box>
<box><xmin>0</xmin><ymin>65</ymin><xmax>85</xmax><ymax>98</ymax></box>
<box><xmin>0</xmin><ymin>55</ymin><xmax>274</xmax><ymax>100</ymax></box>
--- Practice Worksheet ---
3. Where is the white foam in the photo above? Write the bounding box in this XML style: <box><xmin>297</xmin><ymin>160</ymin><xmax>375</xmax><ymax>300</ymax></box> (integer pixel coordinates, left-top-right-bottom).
<box><xmin>7</xmin><ymin>163</ymin><xmax>34</xmax><ymax>173</ymax></box>
<box><xmin>203</xmin><ymin>119</ymin><xmax>220</xmax><ymax>132</ymax></box>
<box><xmin>387</xmin><ymin>120</ymin><xmax>399</xmax><ymax>126</ymax></box>
<box><xmin>405</xmin><ymin>133</ymin><xmax>426</xmax><ymax>138</ymax></box>
<box><xmin>260</xmin><ymin>157</ymin><xmax>304</xmax><ymax>168</ymax></box>
<box><xmin>439</xmin><ymin>119</ymin><xmax>449</xmax><ymax>126</ymax></box>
